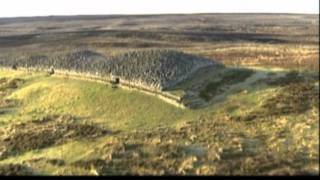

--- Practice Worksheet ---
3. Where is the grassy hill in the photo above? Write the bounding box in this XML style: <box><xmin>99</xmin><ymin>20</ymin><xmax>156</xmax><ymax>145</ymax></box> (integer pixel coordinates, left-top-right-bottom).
<box><xmin>0</xmin><ymin>67</ymin><xmax>318</xmax><ymax>175</ymax></box>
<box><xmin>0</xmin><ymin>69</ymin><xmax>191</xmax><ymax>130</ymax></box>
<box><xmin>0</xmin><ymin>13</ymin><xmax>318</xmax><ymax>175</ymax></box>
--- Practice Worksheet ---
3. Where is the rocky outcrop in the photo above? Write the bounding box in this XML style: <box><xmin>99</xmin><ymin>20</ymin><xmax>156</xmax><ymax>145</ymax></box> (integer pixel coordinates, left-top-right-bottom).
<box><xmin>0</xmin><ymin>49</ymin><xmax>217</xmax><ymax>91</ymax></box>
<box><xmin>109</xmin><ymin>49</ymin><xmax>215</xmax><ymax>90</ymax></box>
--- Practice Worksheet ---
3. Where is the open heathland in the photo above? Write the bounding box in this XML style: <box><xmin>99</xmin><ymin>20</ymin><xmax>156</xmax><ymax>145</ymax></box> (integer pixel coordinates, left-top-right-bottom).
<box><xmin>0</xmin><ymin>13</ymin><xmax>318</xmax><ymax>175</ymax></box>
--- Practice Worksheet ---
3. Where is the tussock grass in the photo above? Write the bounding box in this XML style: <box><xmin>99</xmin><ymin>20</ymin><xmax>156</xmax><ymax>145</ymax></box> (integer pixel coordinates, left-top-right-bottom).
<box><xmin>0</xmin><ymin>67</ymin><xmax>318</xmax><ymax>175</ymax></box>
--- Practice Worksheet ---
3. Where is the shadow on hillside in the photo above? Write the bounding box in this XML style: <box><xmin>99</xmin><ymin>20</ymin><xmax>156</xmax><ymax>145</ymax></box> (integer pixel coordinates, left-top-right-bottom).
<box><xmin>168</xmin><ymin>65</ymin><xmax>319</xmax><ymax>117</ymax></box>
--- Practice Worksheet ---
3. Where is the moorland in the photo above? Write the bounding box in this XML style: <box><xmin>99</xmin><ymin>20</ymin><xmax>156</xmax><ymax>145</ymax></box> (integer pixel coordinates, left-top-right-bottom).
<box><xmin>0</xmin><ymin>13</ymin><xmax>318</xmax><ymax>175</ymax></box>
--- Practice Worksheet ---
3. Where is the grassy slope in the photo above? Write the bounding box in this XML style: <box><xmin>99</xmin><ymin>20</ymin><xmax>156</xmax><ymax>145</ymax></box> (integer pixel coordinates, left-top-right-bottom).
<box><xmin>1</xmin><ymin>69</ymin><xmax>192</xmax><ymax>130</ymax></box>
<box><xmin>0</xmin><ymin>14</ymin><xmax>318</xmax><ymax>175</ymax></box>
<box><xmin>0</xmin><ymin>68</ymin><xmax>318</xmax><ymax>175</ymax></box>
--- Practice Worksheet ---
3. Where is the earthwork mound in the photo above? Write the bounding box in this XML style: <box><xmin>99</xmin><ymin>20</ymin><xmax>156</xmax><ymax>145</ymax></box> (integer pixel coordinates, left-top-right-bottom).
<box><xmin>0</xmin><ymin>49</ymin><xmax>219</xmax><ymax>90</ymax></box>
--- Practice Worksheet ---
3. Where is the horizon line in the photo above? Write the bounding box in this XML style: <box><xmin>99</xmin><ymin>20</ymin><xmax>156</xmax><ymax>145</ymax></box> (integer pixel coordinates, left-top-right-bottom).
<box><xmin>0</xmin><ymin>12</ymin><xmax>318</xmax><ymax>19</ymax></box>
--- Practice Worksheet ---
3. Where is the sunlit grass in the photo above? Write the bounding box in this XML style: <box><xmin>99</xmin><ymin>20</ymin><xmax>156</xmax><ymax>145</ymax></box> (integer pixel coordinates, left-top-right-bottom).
<box><xmin>0</xmin><ymin>68</ymin><xmax>318</xmax><ymax>175</ymax></box>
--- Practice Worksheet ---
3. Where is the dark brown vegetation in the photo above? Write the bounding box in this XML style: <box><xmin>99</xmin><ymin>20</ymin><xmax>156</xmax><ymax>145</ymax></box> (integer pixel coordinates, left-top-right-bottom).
<box><xmin>0</xmin><ymin>13</ymin><xmax>318</xmax><ymax>175</ymax></box>
<box><xmin>232</xmin><ymin>72</ymin><xmax>319</xmax><ymax>121</ymax></box>
<box><xmin>0</xmin><ymin>164</ymin><xmax>34</xmax><ymax>176</ymax></box>
<box><xmin>0</xmin><ymin>115</ymin><xmax>111</xmax><ymax>160</ymax></box>
<box><xmin>199</xmin><ymin>69</ymin><xmax>254</xmax><ymax>101</ymax></box>
<box><xmin>0</xmin><ymin>14</ymin><xmax>318</xmax><ymax>70</ymax></box>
